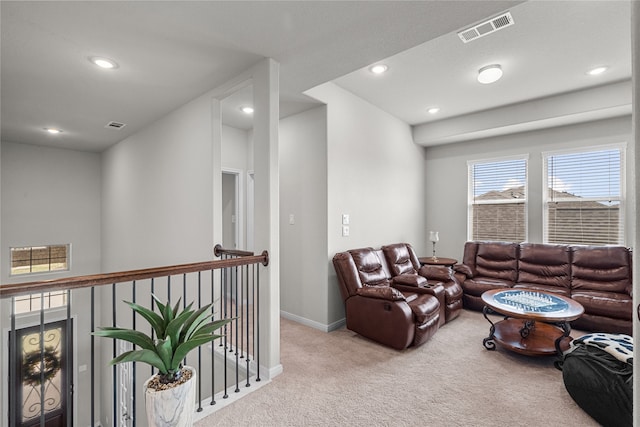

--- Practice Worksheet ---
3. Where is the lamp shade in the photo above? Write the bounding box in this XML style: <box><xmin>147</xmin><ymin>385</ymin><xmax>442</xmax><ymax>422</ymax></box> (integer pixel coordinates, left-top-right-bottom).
<box><xmin>429</xmin><ymin>231</ymin><xmax>439</xmax><ymax>242</ymax></box>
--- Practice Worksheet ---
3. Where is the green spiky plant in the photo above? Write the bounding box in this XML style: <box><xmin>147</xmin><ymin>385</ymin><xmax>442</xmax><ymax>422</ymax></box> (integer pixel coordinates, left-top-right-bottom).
<box><xmin>93</xmin><ymin>295</ymin><xmax>232</xmax><ymax>384</ymax></box>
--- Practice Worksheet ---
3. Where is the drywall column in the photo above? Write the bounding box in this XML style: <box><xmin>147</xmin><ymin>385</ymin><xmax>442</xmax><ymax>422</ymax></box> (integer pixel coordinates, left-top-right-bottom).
<box><xmin>252</xmin><ymin>59</ymin><xmax>281</xmax><ymax>376</ymax></box>
<box><xmin>211</xmin><ymin>58</ymin><xmax>281</xmax><ymax>377</ymax></box>
<box><xmin>631</xmin><ymin>3</ymin><xmax>639</xmax><ymax>427</ymax></box>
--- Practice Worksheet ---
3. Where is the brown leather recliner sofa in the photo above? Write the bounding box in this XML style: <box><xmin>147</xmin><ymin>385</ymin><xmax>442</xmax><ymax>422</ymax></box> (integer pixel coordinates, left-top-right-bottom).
<box><xmin>332</xmin><ymin>243</ymin><xmax>462</xmax><ymax>350</ymax></box>
<box><xmin>454</xmin><ymin>241</ymin><xmax>633</xmax><ymax>335</ymax></box>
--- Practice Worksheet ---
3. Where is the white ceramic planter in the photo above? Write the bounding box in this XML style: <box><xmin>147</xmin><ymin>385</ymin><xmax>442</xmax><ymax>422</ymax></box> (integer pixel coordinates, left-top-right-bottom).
<box><xmin>144</xmin><ymin>366</ymin><xmax>197</xmax><ymax>427</ymax></box>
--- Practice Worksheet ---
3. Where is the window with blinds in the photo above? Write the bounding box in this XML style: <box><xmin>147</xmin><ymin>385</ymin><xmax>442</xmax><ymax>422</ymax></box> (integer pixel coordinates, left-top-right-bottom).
<box><xmin>468</xmin><ymin>157</ymin><xmax>527</xmax><ymax>242</ymax></box>
<box><xmin>543</xmin><ymin>146</ymin><xmax>624</xmax><ymax>245</ymax></box>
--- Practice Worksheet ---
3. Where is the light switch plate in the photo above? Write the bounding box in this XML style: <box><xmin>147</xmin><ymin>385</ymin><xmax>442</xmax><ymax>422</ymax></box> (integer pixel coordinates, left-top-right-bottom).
<box><xmin>342</xmin><ymin>225</ymin><xmax>350</xmax><ymax>236</ymax></box>
<box><xmin>342</xmin><ymin>214</ymin><xmax>350</xmax><ymax>225</ymax></box>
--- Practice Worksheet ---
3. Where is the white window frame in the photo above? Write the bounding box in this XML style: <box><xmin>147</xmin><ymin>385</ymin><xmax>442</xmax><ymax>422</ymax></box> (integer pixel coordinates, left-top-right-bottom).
<box><xmin>10</xmin><ymin>244</ymin><xmax>72</xmax><ymax>313</ymax></box>
<box><xmin>467</xmin><ymin>155</ymin><xmax>528</xmax><ymax>243</ymax></box>
<box><xmin>542</xmin><ymin>143</ymin><xmax>625</xmax><ymax>246</ymax></box>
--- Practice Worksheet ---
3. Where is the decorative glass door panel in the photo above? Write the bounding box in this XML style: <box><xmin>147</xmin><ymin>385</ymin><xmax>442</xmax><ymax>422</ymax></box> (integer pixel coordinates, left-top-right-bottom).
<box><xmin>11</xmin><ymin>319</ymin><xmax>72</xmax><ymax>427</ymax></box>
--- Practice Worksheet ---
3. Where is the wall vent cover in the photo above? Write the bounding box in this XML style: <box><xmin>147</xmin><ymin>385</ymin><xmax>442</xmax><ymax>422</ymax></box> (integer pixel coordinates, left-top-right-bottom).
<box><xmin>105</xmin><ymin>121</ymin><xmax>126</xmax><ymax>130</ymax></box>
<box><xmin>458</xmin><ymin>12</ymin><xmax>514</xmax><ymax>43</ymax></box>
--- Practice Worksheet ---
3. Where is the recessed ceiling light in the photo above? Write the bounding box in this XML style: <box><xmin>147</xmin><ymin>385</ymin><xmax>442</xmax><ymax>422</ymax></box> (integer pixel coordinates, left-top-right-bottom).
<box><xmin>369</xmin><ymin>64</ymin><xmax>388</xmax><ymax>74</ymax></box>
<box><xmin>240</xmin><ymin>106</ymin><xmax>254</xmax><ymax>114</ymax></box>
<box><xmin>45</xmin><ymin>128</ymin><xmax>62</xmax><ymax>134</ymax></box>
<box><xmin>90</xmin><ymin>56</ymin><xmax>118</xmax><ymax>69</ymax></box>
<box><xmin>477</xmin><ymin>64</ymin><xmax>503</xmax><ymax>84</ymax></box>
<box><xmin>427</xmin><ymin>107</ymin><xmax>440</xmax><ymax>114</ymax></box>
<box><xmin>587</xmin><ymin>66</ymin><xmax>608</xmax><ymax>76</ymax></box>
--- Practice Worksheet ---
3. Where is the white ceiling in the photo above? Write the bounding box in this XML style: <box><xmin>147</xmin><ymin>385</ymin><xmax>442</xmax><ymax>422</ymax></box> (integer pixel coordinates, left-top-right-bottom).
<box><xmin>1</xmin><ymin>1</ymin><xmax>631</xmax><ymax>152</ymax></box>
<box><xmin>333</xmin><ymin>0</ymin><xmax>631</xmax><ymax>127</ymax></box>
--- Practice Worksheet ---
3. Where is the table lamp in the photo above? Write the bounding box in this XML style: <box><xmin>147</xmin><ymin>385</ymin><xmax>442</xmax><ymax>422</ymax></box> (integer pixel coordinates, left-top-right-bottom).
<box><xmin>429</xmin><ymin>231</ymin><xmax>439</xmax><ymax>261</ymax></box>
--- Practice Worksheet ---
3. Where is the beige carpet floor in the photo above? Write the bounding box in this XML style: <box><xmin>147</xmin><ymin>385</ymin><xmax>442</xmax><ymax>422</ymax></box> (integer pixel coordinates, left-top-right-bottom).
<box><xmin>196</xmin><ymin>309</ymin><xmax>597</xmax><ymax>426</ymax></box>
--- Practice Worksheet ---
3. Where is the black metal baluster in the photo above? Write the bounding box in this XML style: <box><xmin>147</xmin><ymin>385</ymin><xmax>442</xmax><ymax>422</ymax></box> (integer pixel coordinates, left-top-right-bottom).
<box><xmin>240</xmin><ymin>264</ymin><xmax>245</xmax><ymax>360</ymax></box>
<box><xmin>229</xmin><ymin>262</ymin><xmax>234</xmax><ymax>355</ymax></box>
<box><xmin>167</xmin><ymin>275</ymin><xmax>171</xmax><ymax>303</ymax></box>
<box><xmin>183</xmin><ymin>273</ymin><xmax>187</xmax><ymax>367</ymax></box>
<box><xmin>210</xmin><ymin>269</ymin><xmax>216</xmax><ymax>406</ymax></box>
<box><xmin>66</xmin><ymin>289</ymin><xmax>73</xmax><ymax>427</ymax></box>
<box><xmin>245</xmin><ymin>265</ymin><xmax>251</xmax><ymax>388</ymax></box>
<box><xmin>150</xmin><ymin>278</ymin><xmax>155</xmax><ymax>376</ymax></box>
<box><xmin>91</xmin><ymin>287</ymin><xmax>95</xmax><ymax>426</ymax></box>
<box><xmin>234</xmin><ymin>263</ymin><xmax>240</xmax><ymax>393</ymax></box>
<box><xmin>39</xmin><ymin>292</ymin><xmax>45</xmax><ymax>427</ymax></box>
<box><xmin>132</xmin><ymin>281</ymin><xmax>137</xmax><ymax>427</ymax></box>
<box><xmin>9</xmin><ymin>297</ymin><xmax>17</xmax><ymax>426</ymax></box>
<box><xmin>112</xmin><ymin>284</ymin><xmax>117</xmax><ymax>427</ymax></box>
<box><xmin>223</xmin><ymin>265</ymin><xmax>228</xmax><ymax>399</ymax></box>
<box><xmin>197</xmin><ymin>271</ymin><xmax>203</xmax><ymax>412</ymax></box>
<box><xmin>256</xmin><ymin>266</ymin><xmax>261</xmax><ymax>382</ymax></box>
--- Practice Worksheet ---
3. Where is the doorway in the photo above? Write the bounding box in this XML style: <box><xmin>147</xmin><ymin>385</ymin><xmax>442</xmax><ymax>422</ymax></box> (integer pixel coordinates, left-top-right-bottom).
<box><xmin>9</xmin><ymin>319</ymin><xmax>72</xmax><ymax>427</ymax></box>
<box><xmin>222</xmin><ymin>170</ymin><xmax>241</xmax><ymax>250</ymax></box>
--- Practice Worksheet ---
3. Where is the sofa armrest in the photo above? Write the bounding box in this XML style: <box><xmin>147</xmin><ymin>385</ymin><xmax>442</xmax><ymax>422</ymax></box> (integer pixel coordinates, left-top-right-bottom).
<box><xmin>453</xmin><ymin>264</ymin><xmax>474</xmax><ymax>278</ymax></box>
<box><xmin>393</xmin><ymin>282</ymin><xmax>444</xmax><ymax>297</ymax></box>
<box><xmin>392</xmin><ymin>274</ymin><xmax>428</xmax><ymax>287</ymax></box>
<box><xmin>356</xmin><ymin>286</ymin><xmax>405</xmax><ymax>301</ymax></box>
<box><xmin>419</xmin><ymin>265</ymin><xmax>453</xmax><ymax>282</ymax></box>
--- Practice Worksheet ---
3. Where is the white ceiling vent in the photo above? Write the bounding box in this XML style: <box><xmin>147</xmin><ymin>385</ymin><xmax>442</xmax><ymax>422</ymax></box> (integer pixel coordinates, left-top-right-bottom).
<box><xmin>105</xmin><ymin>121</ymin><xmax>126</xmax><ymax>130</ymax></box>
<box><xmin>458</xmin><ymin>12</ymin><xmax>514</xmax><ymax>43</ymax></box>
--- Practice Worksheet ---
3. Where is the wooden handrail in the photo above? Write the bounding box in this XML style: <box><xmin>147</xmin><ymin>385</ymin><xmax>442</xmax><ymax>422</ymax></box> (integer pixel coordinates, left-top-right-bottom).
<box><xmin>0</xmin><ymin>251</ymin><xmax>269</xmax><ymax>298</ymax></box>
<box><xmin>214</xmin><ymin>244</ymin><xmax>255</xmax><ymax>258</ymax></box>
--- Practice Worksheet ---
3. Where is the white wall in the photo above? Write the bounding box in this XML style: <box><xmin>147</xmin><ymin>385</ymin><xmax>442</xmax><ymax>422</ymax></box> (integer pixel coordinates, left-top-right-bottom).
<box><xmin>306</xmin><ymin>82</ymin><xmax>427</xmax><ymax>327</ymax></box>
<box><xmin>1</xmin><ymin>141</ymin><xmax>102</xmax><ymax>281</ymax></box>
<box><xmin>101</xmin><ymin>93</ymin><xmax>214</xmax><ymax>271</ymax></box>
<box><xmin>0</xmin><ymin>141</ymin><xmax>102</xmax><ymax>426</ymax></box>
<box><xmin>222</xmin><ymin>125</ymin><xmax>250</xmax><ymax>171</ymax></box>
<box><xmin>279</xmin><ymin>106</ymin><xmax>328</xmax><ymax>328</ymax></box>
<box><xmin>424</xmin><ymin>115</ymin><xmax>634</xmax><ymax>262</ymax></box>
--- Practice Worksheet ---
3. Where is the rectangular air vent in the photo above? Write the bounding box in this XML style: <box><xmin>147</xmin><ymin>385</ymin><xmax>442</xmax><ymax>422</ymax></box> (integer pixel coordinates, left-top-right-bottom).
<box><xmin>105</xmin><ymin>121</ymin><xmax>126</xmax><ymax>130</ymax></box>
<box><xmin>458</xmin><ymin>12</ymin><xmax>514</xmax><ymax>43</ymax></box>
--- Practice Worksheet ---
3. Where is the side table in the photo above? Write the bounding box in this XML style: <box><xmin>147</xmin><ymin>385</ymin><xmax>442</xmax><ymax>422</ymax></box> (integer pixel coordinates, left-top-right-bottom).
<box><xmin>418</xmin><ymin>257</ymin><xmax>458</xmax><ymax>267</ymax></box>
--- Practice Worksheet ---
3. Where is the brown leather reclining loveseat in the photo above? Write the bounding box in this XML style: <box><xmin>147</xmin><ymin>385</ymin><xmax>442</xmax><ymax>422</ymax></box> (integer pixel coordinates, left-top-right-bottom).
<box><xmin>333</xmin><ymin>243</ymin><xmax>462</xmax><ymax>350</ymax></box>
<box><xmin>454</xmin><ymin>241</ymin><xmax>633</xmax><ymax>335</ymax></box>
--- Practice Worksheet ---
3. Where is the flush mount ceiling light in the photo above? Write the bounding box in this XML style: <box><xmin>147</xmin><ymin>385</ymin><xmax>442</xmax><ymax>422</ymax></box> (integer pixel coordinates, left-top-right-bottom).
<box><xmin>477</xmin><ymin>64</ymin><xmax>503</xmax><ymax>84</ymax></box>
<box><xmin>369</xmin><ymin>64</ymin><xmax>388</xmax><ymax>74</ymax></box>
<box><xmin>89</xmin><ymin>56</ymin><xmax>118</xmax><ymax>69</ymax></box>
<box><xmin>45</xmin><ymin>128</ymin><xmax>62</xmax><ymax>134</ymax></box>
<box><xmin>427</xmin><ymin>107</ymin><xmax>440</xmax><ymax>114</ymax></box>
<box><xmin>587</xmin><ymin>66</ymin><xmax>608</xmax><ymax>76</ymax></box>
<box><xmin>240</xmin><ymin>106</ymin><xmax>254</xmax><ymax>114</ymax></box>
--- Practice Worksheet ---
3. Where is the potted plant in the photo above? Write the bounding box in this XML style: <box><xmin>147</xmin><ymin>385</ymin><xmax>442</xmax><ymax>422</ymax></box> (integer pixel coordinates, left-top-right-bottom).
<box><xmin>94</xmin><ymin>295</ymin><xmax>232</xmax><ymax>426</ymax></box>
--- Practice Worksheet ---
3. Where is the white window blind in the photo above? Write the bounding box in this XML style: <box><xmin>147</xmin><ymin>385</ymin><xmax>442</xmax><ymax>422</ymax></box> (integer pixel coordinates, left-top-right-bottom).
<box><xmin>468</xmin><ymin>157</ymin><xmax>527</xmax><ymax>242</ymax></box>
<box><xmin>544</xmin><ymin>146</ymin><xmax>624</xmax><ymax>245</ymax></box>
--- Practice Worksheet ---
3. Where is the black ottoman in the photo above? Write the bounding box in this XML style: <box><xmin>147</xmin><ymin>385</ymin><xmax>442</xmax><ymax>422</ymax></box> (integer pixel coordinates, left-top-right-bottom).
<box><xmin>560</xmin><ymin>333</ymin><xmax>633</xmax><ymax>427</ymax></box>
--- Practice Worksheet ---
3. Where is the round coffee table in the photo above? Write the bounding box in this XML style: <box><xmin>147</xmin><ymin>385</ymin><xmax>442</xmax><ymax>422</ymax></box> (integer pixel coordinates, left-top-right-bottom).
<box><xmin>481</xmin><ymin>289</ymin><xmax>584</xmax><ymax>358</ymax></box>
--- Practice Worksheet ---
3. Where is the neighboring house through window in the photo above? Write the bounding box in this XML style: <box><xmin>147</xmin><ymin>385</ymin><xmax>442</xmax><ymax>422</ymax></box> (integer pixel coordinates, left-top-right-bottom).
<box><xmin>468</xmin><ymin>156</ymin><xmax>528</xmax><ymax>243</ymax></box>
<box><xmin>543</xmin><ymin>145</ymin><xmax>625</xmax><ymax>245</ymax></box>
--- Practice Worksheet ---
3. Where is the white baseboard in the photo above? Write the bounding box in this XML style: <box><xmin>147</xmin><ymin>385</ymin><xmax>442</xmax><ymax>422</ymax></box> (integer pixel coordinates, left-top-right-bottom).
<box><xmin>327</xmin><ymin>318</ymin><xmax>346</xmax><ymax>332</ymax></box>
<box><xmin>192</xmin><ymin>374</ymin><xmax>271</xmax><ymax>423</ymax></box>
<box><xmin>268</xmin><ymin>363</ymin><xmax>283</xmax><ymax>379</ymax></box>
<box><xmin>280</xmin><ymin>311</ymin><xmax>346</xmax><ymax>332</ymax></box>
